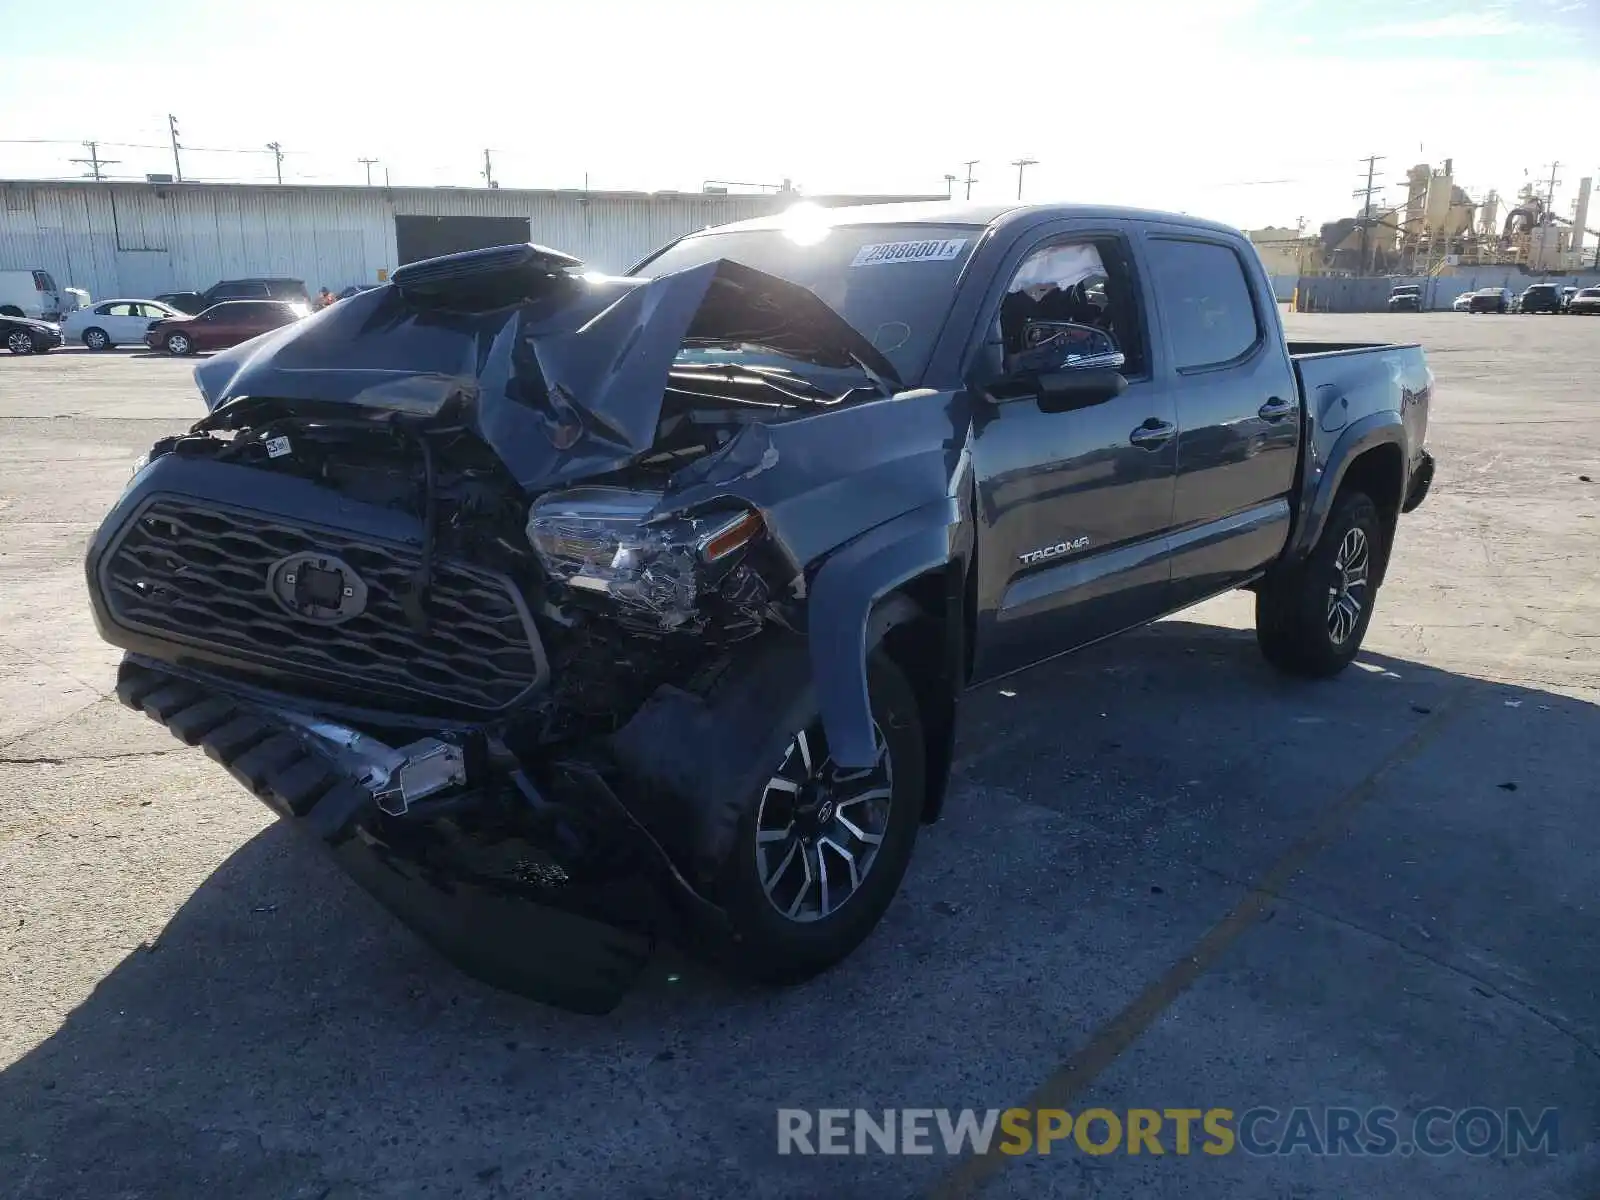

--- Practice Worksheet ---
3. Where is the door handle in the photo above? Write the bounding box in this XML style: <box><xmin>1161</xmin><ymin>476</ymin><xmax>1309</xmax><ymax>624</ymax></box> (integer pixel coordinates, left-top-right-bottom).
<box><xmin>1258</xmin><ymin>396</ymin><xmax>1297</xmax><ymax>421</ymax></box>
<box><xmin>1129</xmin><ymin>418</ymin><xmax>1175</xmax><ymax>448</ymax></box>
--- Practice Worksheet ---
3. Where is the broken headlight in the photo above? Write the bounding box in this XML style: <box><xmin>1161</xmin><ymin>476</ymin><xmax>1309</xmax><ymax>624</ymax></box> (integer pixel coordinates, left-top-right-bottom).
<box><xmin>526</xmin><ymin>487</ymin><xmax>763</xmax><ymax>631</ymax></box>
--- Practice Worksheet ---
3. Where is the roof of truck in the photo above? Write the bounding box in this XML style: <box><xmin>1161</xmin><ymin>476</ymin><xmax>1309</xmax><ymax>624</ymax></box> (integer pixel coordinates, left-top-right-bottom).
<box><xmin>700</xmin><ymin>200</ymin><xmax>1245</xmax><ymax>239</ymax></box>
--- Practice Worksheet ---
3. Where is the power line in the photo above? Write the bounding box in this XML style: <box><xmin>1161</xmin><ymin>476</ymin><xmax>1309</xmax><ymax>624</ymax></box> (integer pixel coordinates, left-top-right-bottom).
<box><xmin>1010</xmin><ymin>157</ymin><xmax>1037</xmax><ymax>201</ymax></box>
<box><xmin>68</xmin><ymin>140</ymin><xmax>119</xmax><ymax>181</ymax></box>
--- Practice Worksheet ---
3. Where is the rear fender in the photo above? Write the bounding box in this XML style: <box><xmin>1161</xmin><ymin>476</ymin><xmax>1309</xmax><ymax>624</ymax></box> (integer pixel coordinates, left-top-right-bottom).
<box><xmin>1289</xmin><ymin>412</ymin><xmax>1406</xmax><ymax>562</ymax></box>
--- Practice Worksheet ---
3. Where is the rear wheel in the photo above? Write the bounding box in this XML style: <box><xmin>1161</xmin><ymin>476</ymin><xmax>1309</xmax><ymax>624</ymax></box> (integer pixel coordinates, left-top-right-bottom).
<box><xmin>711</xmin><ymin>653</ymin><xmax>925</xmax><ymax>984</ymax></box>
<box><xmin>5</xmin><ymin>329</ymin><xmax>35</xmax><ymax>355</ymax></box>
<box><xmin>1256</xmin><ymin>491</ymin><xmax>1381</xmax><ymax>678</ymax></box>
<box><xmin>83</xmin><ymin>327</ymin><xmax>110</xmax><ymax>350</ymax></box>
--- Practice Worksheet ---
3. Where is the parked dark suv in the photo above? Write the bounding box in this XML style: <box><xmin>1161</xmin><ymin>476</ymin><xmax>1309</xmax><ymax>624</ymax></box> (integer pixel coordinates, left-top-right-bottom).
<box><xmin>1519</xmin><ymin>284</ymin><xmax>1564</xmax><ymax>314</ymax></box>
<box><xmin>1468</xmin><ymin>287</ymin><xmax>1512</xmax><ymax>313</ymax></box>
<box><xmin>156</xmin><ymin>278</ymin><xmax>311</xmax><ymax>315</ymax></box>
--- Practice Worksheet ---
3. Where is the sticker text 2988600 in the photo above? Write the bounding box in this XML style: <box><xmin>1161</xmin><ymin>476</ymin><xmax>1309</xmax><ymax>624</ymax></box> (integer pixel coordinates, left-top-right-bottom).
<box><xmin>850</xmin><ymin>238</ymin><xmax>968</xmax><ymax>267</ymax></box>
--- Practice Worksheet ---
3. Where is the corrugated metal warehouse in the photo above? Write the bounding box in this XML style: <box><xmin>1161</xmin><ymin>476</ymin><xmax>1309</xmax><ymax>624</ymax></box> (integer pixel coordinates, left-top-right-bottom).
<box><xmin>0</xmin><ymin>180</ymin><xmax>940</xmax><ymax>302</ymax></box>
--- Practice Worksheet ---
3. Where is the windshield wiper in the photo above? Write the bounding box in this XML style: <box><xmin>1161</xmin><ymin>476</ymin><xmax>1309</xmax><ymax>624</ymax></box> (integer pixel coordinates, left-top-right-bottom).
<box><xmin>667</xmin><ymin>360</ymin><xmax>840</xmax><ymax>406</ymax></box>
<box><xmin>679</xmin><ymin>338</ymin><xmax>897</xmax><ymax>397</ymax></box>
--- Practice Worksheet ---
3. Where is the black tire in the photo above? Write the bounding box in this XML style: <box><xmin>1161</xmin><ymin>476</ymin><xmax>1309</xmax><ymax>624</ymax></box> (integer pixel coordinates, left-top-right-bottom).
<box><xmin>83</xmin><ymin>327</ymin><xmax>111</xmax><ymax>350</ymax></box>
<box><xmin>164</xmin><ymin>331</ymin><xmax>193</xmax><ymax>356</ymax></box>
<box><xmin>711</xmin><ymin>653</ymin><xmax>925</xmax><ymax>985</ymax></box>
<box><xmin>1256</xmin><ymin>490</ymin><xmax>1382</xmax><ymax>679</ymax></box>
<box><xmin>5</xmin><ymin>329</ymin><xmax>36</xmax><ymax>355</ymax></box>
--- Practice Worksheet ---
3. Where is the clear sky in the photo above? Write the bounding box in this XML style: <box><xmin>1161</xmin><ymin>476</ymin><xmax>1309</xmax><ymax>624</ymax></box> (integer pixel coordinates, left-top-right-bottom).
<box><xmin>0</xmin><ymin>0</ymin><xmax>1595</xmax><ymax>231</ymax></box>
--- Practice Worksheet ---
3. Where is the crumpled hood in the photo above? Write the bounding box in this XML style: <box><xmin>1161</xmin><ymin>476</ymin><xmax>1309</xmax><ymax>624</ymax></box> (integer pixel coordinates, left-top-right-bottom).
<box><xmin>192</xmin><ymin>245</ymin><xmax>900</xmax><ymax>492</ymax></box>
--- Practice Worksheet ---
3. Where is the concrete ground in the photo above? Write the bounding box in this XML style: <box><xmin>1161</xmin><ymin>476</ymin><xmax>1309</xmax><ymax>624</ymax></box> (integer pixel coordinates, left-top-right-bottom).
<box><xmin>1</xmin><ymin>315</ymin><xmax>1597</xmax><ymax>1200</ymax></box>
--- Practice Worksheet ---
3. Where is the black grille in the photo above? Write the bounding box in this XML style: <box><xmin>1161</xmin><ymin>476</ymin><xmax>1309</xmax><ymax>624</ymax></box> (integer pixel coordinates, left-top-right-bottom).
<box><xmin>102</xmin><ymin>498</ymin><xmax>545</xmax><ymax>712</ymax></box>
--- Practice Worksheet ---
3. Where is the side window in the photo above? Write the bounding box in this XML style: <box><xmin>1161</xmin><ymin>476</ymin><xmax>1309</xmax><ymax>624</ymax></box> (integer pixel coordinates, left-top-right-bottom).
<box><xmin>997</xmin><ymin>237</ymin><xmax>1147</xmax><ymax>377</ymax></box>
<box><xmin>93</xmin><ymin>302</ymin><xmax>115</xmax><ymax>316</ymax></box>
<box><xmin>1144</xmin><ymin>239</ymin><xmax>1260</xmax><ymax>370</ymax></box>
<box><xmin>107</xmin><ymin>302</ymin><xmax>137</xmax><ymax>317</ymax></box>
<box><xmin>33</xmin><ymin>271</ymin><xmax>57</xmax><ymax>292</ymax></box>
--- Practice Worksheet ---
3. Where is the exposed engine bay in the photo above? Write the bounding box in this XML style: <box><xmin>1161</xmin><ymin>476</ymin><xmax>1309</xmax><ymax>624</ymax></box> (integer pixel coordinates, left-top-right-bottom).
<box><xmin>129</xmin><ymin>373</ymin><xmax>814</xmax><ymax>748</ymax></box>
<box><xmin>85</xmin><ymin>243</ymin><xmax>968</xmax><ymax>1012</ymax></box>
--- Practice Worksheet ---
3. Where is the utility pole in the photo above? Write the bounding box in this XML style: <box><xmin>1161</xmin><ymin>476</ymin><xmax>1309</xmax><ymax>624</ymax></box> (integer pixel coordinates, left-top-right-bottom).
<box><xmin>961</xmin><ymin>160</ymin><xmax>978</xmax><ymax>200</ymax></box>
<box><xmin>69</xmin><ymin>140</ymin><xmax>119</xmax><ymax>181</ymax></box>
<box><xmin>1541</xmin><ymin>161</ymin><xmax>1561</xmax><ymax>213</ymax></box>
<box><xmin>1352</xmin><ymin>154</ymin><xmax>1385</xmax><ymax>275</ymax></box>
<box><xmin>481</xmin><ymin>148</ymin><xmax>495</xmax><ymax>189</ymax></box>
<box><xmin>1011</xmin><ymin>157</ymin><xmax>1038</xmax><ymax>201</ymax></box>
<box><xmin>266</xmin><ymin>142</ymin><xmax>285</xmax><ymax>185</ymax></box>
<box><xmin>943</xmin><ymin>173</ymin><xmax>957</xmax><ymax>199</ymax></box>
<box><xmin>167</xmin><ymin>114</ymin><xmax>183</xmax><ymax>182</ymax></box>
<box><xmin>358</xmin><ymin>157</ymin><xmax>379</xmax><ymax>186</ymax></box>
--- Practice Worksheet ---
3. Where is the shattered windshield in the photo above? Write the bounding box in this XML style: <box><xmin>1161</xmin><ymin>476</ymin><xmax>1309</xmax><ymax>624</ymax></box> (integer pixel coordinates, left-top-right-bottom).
<box><xmin>633</xmin><ymin>223</ymin><xmax>984</xmax><ymax>383</ymax></box>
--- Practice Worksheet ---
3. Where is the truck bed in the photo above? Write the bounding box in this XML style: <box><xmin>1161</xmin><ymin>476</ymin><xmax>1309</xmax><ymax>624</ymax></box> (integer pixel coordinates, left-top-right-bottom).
<box><xmin>1287</xmin><ymin>340</ymin><xmax>1420</xmax><ymax>358</ymax></box>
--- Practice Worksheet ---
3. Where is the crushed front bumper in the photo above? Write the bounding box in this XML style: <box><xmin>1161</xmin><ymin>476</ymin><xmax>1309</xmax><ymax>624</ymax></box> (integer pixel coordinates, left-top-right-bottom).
<box><xmin>114</xmin><ymin>655</ymin><xmax>728</xmax><ymax>1014</ymax></box>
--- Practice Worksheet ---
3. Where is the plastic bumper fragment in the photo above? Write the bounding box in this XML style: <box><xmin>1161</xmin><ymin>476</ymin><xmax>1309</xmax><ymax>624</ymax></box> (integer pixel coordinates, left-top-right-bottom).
<box><xmin>112</xmin><ymin>655</ymin><xmax>688</xmax><ymax>1014</ymax></box>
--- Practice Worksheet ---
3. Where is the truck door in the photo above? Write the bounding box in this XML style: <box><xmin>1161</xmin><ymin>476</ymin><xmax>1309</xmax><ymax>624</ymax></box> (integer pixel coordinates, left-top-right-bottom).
<box><xmin>1138</xmin><ymin>231</ymin><xmax>1300</xmax><ymax>607</ymax></box>
<box><xmin>968</xmin><ymin>230</ymin><xmax>1178</xmax><ymax>683</ymax></box>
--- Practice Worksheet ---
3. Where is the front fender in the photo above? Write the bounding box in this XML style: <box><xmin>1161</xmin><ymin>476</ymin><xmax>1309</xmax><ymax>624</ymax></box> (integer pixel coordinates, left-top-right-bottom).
<box><xmin>807</xmin><ymin>498</ymin><xmax>964</xmax><ymax>768</ymax></box>
<box><xmin>1290</xmin><ymin>412</ymin><xmax>1406</xmax><ymax>560</ymax></box>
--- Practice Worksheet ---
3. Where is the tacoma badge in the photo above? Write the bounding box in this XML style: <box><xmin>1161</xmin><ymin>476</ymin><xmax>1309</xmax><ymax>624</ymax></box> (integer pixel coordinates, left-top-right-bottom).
<box><xmin>1018</xmin><ymin>536</ymin><xmax>1090</xmax><ymax>566</ymax></box>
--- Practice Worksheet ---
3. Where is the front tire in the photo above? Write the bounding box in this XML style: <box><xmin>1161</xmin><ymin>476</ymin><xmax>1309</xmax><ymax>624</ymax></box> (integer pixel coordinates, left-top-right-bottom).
<box><xmin>6</xmin><ymin>329</ymin><xmax>35</xmax><ymax>355</ymax></box>
<box><xmin>712</xmin><ymin>653</ymin><xmax>925</xmax><ymax>985</ymax></box>
<box><xmin>1256</xmin><ymin>491</ymin><xmax>1382</xmax><ymax>679</ymax></box>
<box><xmin>83</xmin><ymin>327</ymin><xmax>111</xmax><ymax>350</ymax></box>
<box><xmin>164</xmin><ymin>332</ymin><xmax>193</xmax><ymax>356</ymax></box>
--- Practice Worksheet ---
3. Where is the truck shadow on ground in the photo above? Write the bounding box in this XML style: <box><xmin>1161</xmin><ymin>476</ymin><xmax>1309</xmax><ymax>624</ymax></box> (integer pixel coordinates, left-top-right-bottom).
<box><xmin>2</xmin><ymin>621</ymin><xmax>1595</xmax><ymax>1199</ymax></box>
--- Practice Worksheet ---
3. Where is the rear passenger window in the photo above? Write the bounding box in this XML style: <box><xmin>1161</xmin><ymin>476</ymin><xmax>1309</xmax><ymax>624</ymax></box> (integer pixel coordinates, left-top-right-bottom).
<box><xmin>1145</xmin><ymin>239</ymin><xmax>1260</xmax><ymax>370</ymax></box>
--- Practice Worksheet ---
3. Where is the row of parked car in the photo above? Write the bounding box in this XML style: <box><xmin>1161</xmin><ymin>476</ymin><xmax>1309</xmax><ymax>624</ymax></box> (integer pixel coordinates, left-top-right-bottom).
<box><xmin>1388</xmin><ymin>282</ymin><xmax>1600</xmax><ymax>314</ymax></box>
<box><xmin>0</xmin><ymin>275</ymin><xmax>373</xmax><ymax>356</ymax></box>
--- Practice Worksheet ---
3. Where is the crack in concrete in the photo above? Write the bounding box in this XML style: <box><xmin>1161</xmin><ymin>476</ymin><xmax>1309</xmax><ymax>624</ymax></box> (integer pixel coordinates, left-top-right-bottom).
<box><xmin>1269</xmin><ymin>890</ymin><xmax>1600</xmax><ymax>1066</ymax></box>
<box><xmin>0</xmin><ymin>748</ymin><xmax>183</xmax><ymax>767</ymax></box>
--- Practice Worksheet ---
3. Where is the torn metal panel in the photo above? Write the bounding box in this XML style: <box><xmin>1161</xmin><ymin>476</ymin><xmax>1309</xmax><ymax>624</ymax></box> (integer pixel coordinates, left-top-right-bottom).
<box><xmin>192</xmin><ymin>252</ymin><xmax>902</xmax><ymax>493</ymax></box>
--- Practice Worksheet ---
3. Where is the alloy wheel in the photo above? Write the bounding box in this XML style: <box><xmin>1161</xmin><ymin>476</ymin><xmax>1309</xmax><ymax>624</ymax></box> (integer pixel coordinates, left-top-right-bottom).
<box><xmin>6</xmin><ymin>331</ymin><xmax>34</xmax><ymax>355</ymax></box>
<box><xmin>754</xmin><ymin>722</ymin><xmax>894</xmax><ymax>923</ymax></box>
<box><xmin>1326</xmin><ymin>526</ymin><xmax>1370</xmax><ymax>645</ymax></box>
<box><xmin>85</xmin><ymin>329</ymin><xmax>108</xmax><ymax>350</ymax></box>
<box><xmin>167</xmin><ymin>334</ymin><xmax>189</xmax><ymax>355</ymax></box>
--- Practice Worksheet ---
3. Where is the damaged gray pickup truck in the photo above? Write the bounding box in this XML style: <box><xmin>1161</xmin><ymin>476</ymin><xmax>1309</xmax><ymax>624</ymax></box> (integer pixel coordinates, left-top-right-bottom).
<box><xmin>86</xmin><ymin>202</ymin><xmax>1436</xmax><ymax>1013</ymax></box>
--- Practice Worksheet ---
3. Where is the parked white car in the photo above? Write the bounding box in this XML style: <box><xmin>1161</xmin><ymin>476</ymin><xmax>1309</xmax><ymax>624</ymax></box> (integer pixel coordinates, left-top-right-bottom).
<box><xmin>1451</xmin><ymin>292</ymin><xmax>1474</xmax><ymax>312</ymax></box>
<box><xmin>0</xmin><ymin>269</ymin><xmax>67</xmax><ymax>320</ymax></box>
<box><xmin>61</xmin><ymin>299</ymin><xmax>184</xmax><ymax>350</ymax></box>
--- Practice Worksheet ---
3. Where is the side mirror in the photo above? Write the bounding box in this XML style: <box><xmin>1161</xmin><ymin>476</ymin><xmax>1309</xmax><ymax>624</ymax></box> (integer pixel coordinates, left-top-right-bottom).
<box><xmin>1034</xmin><ymin>366</ymin><xmax>1128</xmax><ymax>412</ymax></box>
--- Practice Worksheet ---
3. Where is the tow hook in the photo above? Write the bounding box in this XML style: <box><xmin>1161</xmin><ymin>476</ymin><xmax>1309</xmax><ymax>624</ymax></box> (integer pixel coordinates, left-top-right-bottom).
<box><xmin>277</xmin><ymin>713</ymin><xmax>466</xmax><ymax>816</ymax></box>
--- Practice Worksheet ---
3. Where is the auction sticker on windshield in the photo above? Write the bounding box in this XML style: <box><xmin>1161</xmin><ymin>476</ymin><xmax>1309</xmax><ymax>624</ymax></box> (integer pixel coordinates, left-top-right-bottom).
<box><xmin>851</xmin><ymin>238</ymin><xmax>968</xmax><ymax>267</ymax></box>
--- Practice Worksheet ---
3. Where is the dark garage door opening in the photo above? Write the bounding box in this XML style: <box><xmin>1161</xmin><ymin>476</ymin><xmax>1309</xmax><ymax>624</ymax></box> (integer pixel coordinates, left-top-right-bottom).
<box><xmin>395</xmin><ymin>215</ymin><xmax>533</xmax><ymax>265</ymax></box>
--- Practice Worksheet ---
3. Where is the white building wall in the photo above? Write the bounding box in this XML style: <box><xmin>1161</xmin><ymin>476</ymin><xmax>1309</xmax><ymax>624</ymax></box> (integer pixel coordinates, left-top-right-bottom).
<box><xmin>0</xmin><ymin>181</ymin><xmax>936</xmax><ymax>301</ymax></box>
